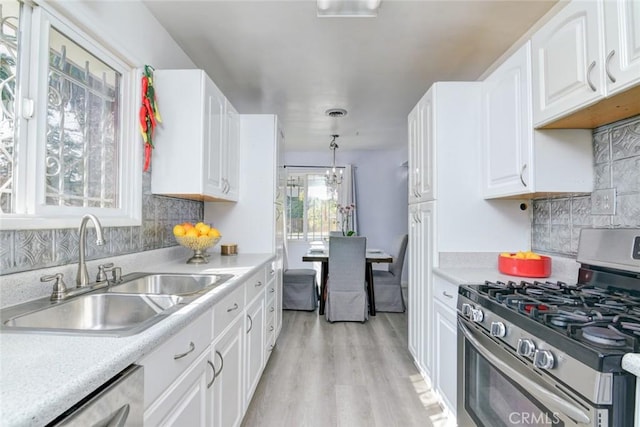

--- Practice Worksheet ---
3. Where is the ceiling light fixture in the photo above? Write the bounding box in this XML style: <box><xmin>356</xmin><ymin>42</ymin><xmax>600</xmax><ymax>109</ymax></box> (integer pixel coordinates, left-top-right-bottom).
<box><xmin>317</xmin><ymin>0</ymin><xmax>382</xmax><ymax>18</ymax></box>
<box><xmin>326</xmin><ymin>135</ymin><xmax>343</xmax><ymax>190</ymax></box>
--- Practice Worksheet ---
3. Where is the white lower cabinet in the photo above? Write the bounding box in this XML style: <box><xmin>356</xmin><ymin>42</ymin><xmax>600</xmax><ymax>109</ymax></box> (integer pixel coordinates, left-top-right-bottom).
<box><xmin>145</xmin><ymin>349</ymin><xmax>213</xmax><ymax>427</ymax></box>
<box><xmin>432</xmin><ymin>275</ymin><xmax>458</xmax><ymax>419</ymax></box>
<box><xmin>140</xmin><ymin>261</ymin><xmax>280</xmax><ymax>426</ymax></box>
<box><xmin>244</xmin><ymin>292</ymin><xmax>266</xmax><ymax>405</ymax></box>
<box><xmin>211</xmin><ymin>314</ymin><xmax>244</xmax><ymax>427</ymax></box>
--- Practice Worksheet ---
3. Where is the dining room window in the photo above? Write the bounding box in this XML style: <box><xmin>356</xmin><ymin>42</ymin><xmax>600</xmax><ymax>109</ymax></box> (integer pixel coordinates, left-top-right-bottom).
<box><xmin>285</xmin><ymin>171</ymin><xmax>342</xmax><ymax>241</ymax></box>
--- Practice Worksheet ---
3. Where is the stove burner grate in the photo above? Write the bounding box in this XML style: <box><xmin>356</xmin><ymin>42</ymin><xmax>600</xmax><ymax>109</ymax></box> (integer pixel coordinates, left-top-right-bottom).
<box><xmin>581</xmin><ymin>326</ymin><xmax>628</xmax><ymax>347</ymax></box>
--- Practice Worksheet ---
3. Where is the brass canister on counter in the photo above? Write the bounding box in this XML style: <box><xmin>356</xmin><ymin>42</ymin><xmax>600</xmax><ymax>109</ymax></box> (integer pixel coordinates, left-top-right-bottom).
<box><xmin>221</xmin><ymin>243</ymin><xmax>238</xmax><ymax>256</ymax></box>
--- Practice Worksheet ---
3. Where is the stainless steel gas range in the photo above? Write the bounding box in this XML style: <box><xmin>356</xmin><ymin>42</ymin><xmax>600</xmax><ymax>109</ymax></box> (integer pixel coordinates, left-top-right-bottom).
<box><xmin>457</xmin><ymin>228</ymin><xmax>640</xmax><ymax>427</ymax></box>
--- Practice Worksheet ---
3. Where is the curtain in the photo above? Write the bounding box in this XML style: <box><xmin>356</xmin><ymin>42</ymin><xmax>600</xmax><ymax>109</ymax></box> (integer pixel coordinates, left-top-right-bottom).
<box><xmin>341</xmin><ymin>164</ymin><xmax>359</xmax><ymax>235</ymax></box>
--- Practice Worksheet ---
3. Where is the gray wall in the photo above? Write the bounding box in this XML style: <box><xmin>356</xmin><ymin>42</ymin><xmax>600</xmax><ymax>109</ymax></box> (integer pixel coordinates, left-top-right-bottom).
<box><xmin>532</xmin><ymin>115</ymin><xmax>640</xmax><ymax>256</ymax></box>
<box><xmin>0</xmin><ymin>172</ymin><xmax>201</xmax><ymax>275</ymax></box>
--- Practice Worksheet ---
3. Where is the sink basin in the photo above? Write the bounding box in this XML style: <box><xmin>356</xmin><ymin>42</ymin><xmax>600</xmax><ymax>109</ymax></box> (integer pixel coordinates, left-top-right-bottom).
<box><xmin>2</xmin><ymin>293</ymin><xmax>183</xmax><ymax>336</ymax></box>
<box><xmin>109</xmin><ymin>273</ymin><xmax>234</xmax><ymax>296</ymax></box>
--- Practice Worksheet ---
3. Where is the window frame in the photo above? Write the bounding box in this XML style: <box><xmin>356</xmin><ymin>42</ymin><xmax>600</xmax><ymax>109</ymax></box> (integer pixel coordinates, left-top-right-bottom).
<box><xmin>285</xmin><ymin>166</ymin><xmax>350</xmax><ymax>241</ymax></box>
<box><xmin>0</xmin><ymin>2</ymin><xmax>141</xmax><ymax>230</ymax></box>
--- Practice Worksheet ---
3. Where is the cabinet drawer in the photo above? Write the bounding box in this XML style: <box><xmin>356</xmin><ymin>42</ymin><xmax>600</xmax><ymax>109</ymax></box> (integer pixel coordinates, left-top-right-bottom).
<box><xmin>433</xmin><ymin>276</ymin><xmax>458</xmax><ymax>310</ymax></box>
<box><xmin>213</xmin><ymin>284</ymin><xmax>245</xmax><ymax>337</ymax></box>
<box><xmin>245</xmin><ymin>267</ymin><xmax>267</xmax><ymax>303</ymax></box>
<box><xmin>140</xmin><ymin>310</ymin><xmax>213</xmax><ymax>407</ymax></box>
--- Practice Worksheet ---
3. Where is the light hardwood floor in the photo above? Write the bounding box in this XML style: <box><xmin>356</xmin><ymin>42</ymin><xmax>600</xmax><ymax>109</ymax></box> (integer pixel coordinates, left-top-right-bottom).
<box><xmin>242</xmin><ymin>310</ymin><xmax>450</xmax><ymax>427</ymax></box>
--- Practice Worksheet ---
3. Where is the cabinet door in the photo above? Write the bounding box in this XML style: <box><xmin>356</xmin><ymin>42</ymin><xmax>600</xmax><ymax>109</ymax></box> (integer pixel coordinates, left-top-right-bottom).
<box><xmin>408</xmin><ymin>106</ymin><xmax>420</xmax><ymax>204</ymax></box>
<box><xmin>144</xmin><ymin>350</ymin><xmax>213</xmax><ymax>427</ymax></box>
<box><xmin>417</xmin><ymin>201</ymin><xmax>434</xmax><ymax>378</ymax></box>
<box><xmin>434</xmin><ymin>298</ymin><xmax>457</xmax><ymax>417</ymax></box>
<box><xmin>245</xmin><ymin>293</ymin><xmax>266</xmax><ymax>404</ymax></box>
<box><xmin>532</xmin><ymin>0</ymin><xmax>604</xmax><ymax>126</ymax></box>
<box><xmin>604</xmin><ymin>0</ymin><xmax>640</xmax><ymax>94</ymax></box>
<box><xmin>417</xmin><ymin>90</ymin><xmax>435</xmax><ymax>201</ymax></box>
<box><xmin>408</xmin><ymin>202</ymin><xmax>434</xmax><ymax>378</ymax></box>
<box><xmin>407</xmin><ymin>206</ymin><xmax>422</xmax><ymax>362</ymax></box>
<box><xmin>224</xmin><ymin>101</ymin><xmax>240</xmax><ymax>201</ymax></box>
<box><xmin>482</xmin><ymin>42</ymin><xmax>533</xmax><ymax>198</ymax></box>
<box><xmin>204</xmin><ymin>77</ymin><xmax>226</xmax><ymax>197</ymax></box>
<box><xmin>211</xmin><ymin>315</ymin><xmax>244</xmax><ymax>427</ymax></box>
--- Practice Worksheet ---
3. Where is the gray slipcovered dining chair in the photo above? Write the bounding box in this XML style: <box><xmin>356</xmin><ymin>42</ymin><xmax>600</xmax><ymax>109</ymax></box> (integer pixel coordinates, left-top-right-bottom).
<box><xmin>282</xmin><ymin>241</ymin><xmax>318</xmax><ymax>311</ymax></box>
<box><xmin>372</xmin><ymin>234</ymin><xmax>408</xmax><ymax>312</ymax></box>
<box><xmin>325</xmin><ymin>236</ymin><xmax>368</xmax><ymax>322</ymax></box>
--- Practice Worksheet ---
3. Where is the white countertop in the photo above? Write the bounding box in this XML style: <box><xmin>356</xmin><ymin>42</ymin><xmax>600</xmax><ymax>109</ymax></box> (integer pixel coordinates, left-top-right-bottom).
<box><xmin>0</xmin><ymin>252</ymin><xmax>274</xmax><ymax>427</ymax></box>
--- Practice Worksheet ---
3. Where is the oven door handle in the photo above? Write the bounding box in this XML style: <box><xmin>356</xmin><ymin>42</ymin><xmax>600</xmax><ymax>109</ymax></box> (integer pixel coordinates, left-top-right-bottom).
<box><xmin>458</xmin><ymin>319</ymin><xmax>591</xmax><ymax>425</ymax></box>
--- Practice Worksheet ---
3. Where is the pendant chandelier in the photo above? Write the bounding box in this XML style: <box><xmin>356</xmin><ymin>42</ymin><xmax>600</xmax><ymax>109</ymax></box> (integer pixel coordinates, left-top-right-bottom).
<box><xmin>326</xmin><ymin>134</ymin><xmax>343</xmax><ymax>189</ymax></box>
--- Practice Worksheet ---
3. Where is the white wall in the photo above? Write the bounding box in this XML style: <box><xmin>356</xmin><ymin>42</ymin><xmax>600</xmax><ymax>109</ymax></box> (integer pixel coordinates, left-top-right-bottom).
<box><xmin>284</xmin><ymin>149</ymin><xmax>409</xmax><ymax>281</ymax></box>
<box><xmin>44</xmin><ymin>0</ymin><xmax>196</xmax><ymax>69</ymax></box>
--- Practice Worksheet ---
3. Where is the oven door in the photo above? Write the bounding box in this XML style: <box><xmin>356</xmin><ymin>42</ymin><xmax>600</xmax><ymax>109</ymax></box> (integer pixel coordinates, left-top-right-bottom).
<box><xmin>457</xmin><ymin>317</ymin><xmax>600</xmax><ymax>427</ymax></box>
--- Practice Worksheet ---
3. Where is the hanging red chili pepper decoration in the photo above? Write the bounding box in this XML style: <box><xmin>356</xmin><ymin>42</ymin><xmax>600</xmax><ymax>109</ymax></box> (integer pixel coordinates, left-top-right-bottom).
<box><xmin>139</xmin><ymin>65</ymin><xmax>162</xmax><ymax>172</ymax></box>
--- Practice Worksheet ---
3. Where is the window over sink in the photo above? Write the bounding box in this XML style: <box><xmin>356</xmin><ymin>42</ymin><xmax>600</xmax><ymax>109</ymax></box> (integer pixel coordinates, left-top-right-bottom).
<box><xmin>0</xmin><ymin>0</ymin><xmax>140</xmax><ymax>229</ymax></box>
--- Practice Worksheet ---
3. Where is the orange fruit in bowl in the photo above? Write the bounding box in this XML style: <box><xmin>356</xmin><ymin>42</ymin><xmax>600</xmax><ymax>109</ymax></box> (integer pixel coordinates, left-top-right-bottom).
<box><xmin>208</xmin><ymin>228</ymin><xmax>221</xmax><ymax>238</ymax></box>
<box><xmin>196</xmin><ymin>223</ymin><xmax>211</xmax><ymax>235</ymax></box>
<box><xmin>185</xmin><ymin>228</ymin><xmax>198</xmax><ymax>238</ymax></box>
<box><xmin>182</xmin><ymin>222</ymin><xmax>194</xmax><ymax>230</ymax></box>
<box><xmin>173</xmin><ymin>224</ymin><xmax>186</xmax><ymax>236</ymax></box>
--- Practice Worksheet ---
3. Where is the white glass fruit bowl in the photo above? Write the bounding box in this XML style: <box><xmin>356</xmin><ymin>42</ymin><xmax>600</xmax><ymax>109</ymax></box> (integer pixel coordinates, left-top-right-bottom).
<box><xmin>175</xmin><ymin>235</ymin><xmax>221</xmax><ymax>264</ymax></box>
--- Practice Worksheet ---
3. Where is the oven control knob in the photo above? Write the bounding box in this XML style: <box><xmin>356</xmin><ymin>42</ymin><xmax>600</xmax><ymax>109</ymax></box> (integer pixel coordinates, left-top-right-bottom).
<box><xmin>490</xmin><ymin>322</ymin><xmax>506</xmax><ymax>337</ymax></box>
<box><xmin>461</xmin><ymin>303</ymin><xmax>472</xmax><ymax>318</ymax></box>
<box><xmin>533</xmin><ymin>350</ymin><xmax>555</xmax><ymax>370</ymax></box>
<box><xmin>516</xmin><ymin>338</ymin><xmax>536</xmax><ymax>358</ymax></box>
<box><xmin>471</xmin><ymin>308</ymin><xmax>484</xmax><ymax>323</ymax></box>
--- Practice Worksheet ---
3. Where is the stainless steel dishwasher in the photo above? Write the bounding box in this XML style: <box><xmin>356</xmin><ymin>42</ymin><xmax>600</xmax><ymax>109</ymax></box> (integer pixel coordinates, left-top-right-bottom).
<box><xmin>49</xmin><ymin>365</ymin><xmax>143</xmax><ymax>426</ymax></box>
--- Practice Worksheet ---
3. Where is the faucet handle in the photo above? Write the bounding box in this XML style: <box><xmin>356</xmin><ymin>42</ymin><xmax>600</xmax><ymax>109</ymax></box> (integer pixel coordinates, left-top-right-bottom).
<box><xmin>41</xmin><ymin>273</ymin><xmax>68</xmax><ymax>301</ymax></box>
<box><xmin>96</xmin><ymin>263</ymin><xmax>115</xmax><ymax>283</ymax></box>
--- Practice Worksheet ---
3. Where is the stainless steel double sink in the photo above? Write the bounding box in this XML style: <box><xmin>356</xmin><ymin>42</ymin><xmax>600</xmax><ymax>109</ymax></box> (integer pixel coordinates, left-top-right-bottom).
<box><xmin>1</xmin><ymin>273</ymin><xmax>234</xmax><ymax>336</ymax></box>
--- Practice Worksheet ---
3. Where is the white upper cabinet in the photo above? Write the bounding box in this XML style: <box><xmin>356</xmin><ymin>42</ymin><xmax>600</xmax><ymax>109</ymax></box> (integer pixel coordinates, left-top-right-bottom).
<box><xmin>532</xmin><ymin>0</ymin><xmax>603</xmax><ymax>126</ymax></box>
<box><xmin>483</xmin><ymin>42</ymin><xmax>533</xmax><ymax>197</ymax></box>
<box><xmin>604</xmin><ymin>0</ymin><xmax>640</xmax><ymax>95</ymax></box>
<box><xmin>483</xmin><ymin>42</ymin><xmax>594</xmax><ymax>198</ymax></box>
<box><xmin>408</xmin><ymin>90</ymin><xmax>435</xmax><ymax>203</ymax></box>
<box><xmin>151</xmin><ymin>69</ymin><xmax>239</xmax><ymax>201</ymax></box>
<box><xmin>532</xmin><ymin>0</ymin><xmax>640</xmax><ymax>127</ymax></box>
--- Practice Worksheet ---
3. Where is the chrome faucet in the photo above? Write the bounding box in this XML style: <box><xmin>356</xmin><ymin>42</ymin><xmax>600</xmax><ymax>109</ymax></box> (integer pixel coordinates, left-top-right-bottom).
<box><xmin>76</xmin><ymin>214</ymin><xmax>105</xmax><ymax>287</ymax></box>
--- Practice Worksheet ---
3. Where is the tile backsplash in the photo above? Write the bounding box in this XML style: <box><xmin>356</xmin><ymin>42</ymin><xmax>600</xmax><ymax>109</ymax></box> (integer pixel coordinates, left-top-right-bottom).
<box><xmin>532</xmin><ymin>115</ymin><xmax>640</xmax><ymax>256</ymax></box>
<box><xmin>0</xmin><ymin>171</ymin><xmax>202</xmax><ymax>275</ymax></box>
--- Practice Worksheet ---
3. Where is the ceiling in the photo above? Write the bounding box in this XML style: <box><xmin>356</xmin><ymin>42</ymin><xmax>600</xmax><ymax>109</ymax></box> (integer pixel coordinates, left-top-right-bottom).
<box><xmin>144</xmin><ymin>0</ymin><xmax>558</xmax><ymax>152</ymax></box>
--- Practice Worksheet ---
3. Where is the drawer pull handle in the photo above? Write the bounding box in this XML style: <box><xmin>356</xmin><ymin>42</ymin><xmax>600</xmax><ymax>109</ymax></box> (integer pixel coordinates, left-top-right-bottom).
<box><xmin>214</xmin><ymin>350</ymin><xmax>224</xmax><ymax>378</ymax></box>
<box><xmin>207</xmin><ymin>360</ymin><xmax>216</xmax><ymax>388</ymax></box>
<box><xmin>247</xmin><ymin>314</ymin><xmax>253</xmax><ymax>333</ymax></box>
<box><xmin>269</xmin><ymin>288</ymin><xmax>275</xmax><ymax>293</ymax></box>
<box><xmin>270</xmin><ymin>269</ymin><xmax>275</xmax><ymax>275</ymax></box>
<box><xmin>442</xmin><ymin>291</ymin><xmax>454</xmax><ymax>299</ymax></box>
<box><xmin>227</xmin><ymin>303</ymin><xmax>239</xmax><ymax>312</ymax></box>
<box><xmin>174</xmin><ymin>342</ymin><xmax>195</xmax><ymax>360</ymax></box>
<box><xmin>255</xmin><ymin>281</ymin><xmax>263</xmax><ymax>287</ymax></box>
<box><xmin>268</xmin><ymin>344</ymin><xmax>274</xmax><ymax>352</ymax></box>
<box><xmin>270</xmin><ymin>306</ymin><xmax>275</xmax><ymax>313</ymax></box>
<box><xmin>269</xmin><ymin>325</ymin><xmax>274</xmax><ymax>332</ymax></box>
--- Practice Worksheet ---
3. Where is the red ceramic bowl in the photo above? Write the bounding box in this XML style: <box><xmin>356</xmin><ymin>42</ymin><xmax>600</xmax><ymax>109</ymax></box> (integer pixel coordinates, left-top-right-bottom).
<box><xmin>498</xmin><ymin>254</ymin><xmax>552</xmax><ymax>278</ymax></box>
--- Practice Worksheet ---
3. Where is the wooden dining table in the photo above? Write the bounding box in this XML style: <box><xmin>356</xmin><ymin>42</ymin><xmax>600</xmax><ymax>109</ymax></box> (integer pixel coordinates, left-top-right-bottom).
<box><xmin>302</xmin><ymin>249</ymin><xmax>393</xmax><ymax>316</ymax></box>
